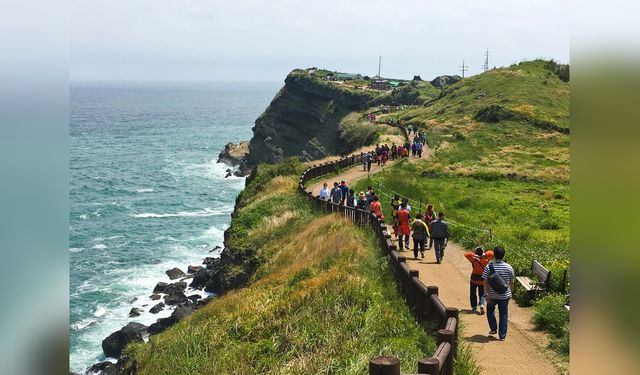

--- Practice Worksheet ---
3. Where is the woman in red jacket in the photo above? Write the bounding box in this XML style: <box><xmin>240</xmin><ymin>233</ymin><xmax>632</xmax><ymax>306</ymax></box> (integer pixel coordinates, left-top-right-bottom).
<box><xmin>464</xmin><ymin>246</ymin><xmax>494</xmax><ymax>314</ymax></box>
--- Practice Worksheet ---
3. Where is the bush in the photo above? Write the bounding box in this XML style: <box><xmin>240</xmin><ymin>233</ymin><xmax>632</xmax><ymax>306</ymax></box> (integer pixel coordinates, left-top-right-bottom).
<box><xmin>532</xmin><ymin>293</ymin><xmax>569</xmax><ymax>337</ymax></box>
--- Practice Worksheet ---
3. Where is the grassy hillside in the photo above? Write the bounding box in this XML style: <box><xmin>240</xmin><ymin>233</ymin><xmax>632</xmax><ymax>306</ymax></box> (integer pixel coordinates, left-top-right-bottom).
<box><xmin>125</xmin><ymin>161</ymin><xmax>463</xmax><ymax>375</ymax></box>
<box><xmin>352</xmin><ymin>59</ymin><xmax>570</xmax><ymax>357</ymax></box>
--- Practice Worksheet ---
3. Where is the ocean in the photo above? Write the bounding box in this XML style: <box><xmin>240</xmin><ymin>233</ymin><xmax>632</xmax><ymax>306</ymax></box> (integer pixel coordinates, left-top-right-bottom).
<box><xmin>69</xmin><ymin>81</ymin><xmax>279</xmax><ymax>373</ymax></box>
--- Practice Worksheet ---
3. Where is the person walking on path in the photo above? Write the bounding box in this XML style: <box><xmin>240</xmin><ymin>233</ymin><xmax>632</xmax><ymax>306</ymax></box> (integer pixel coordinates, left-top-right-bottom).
<box><xmin>330</xmin><ymin>182</ymin><xmax>343</xmax><ymax>204</ymax></box>
<box><xmin>482</xmin><ymin>246</ymin><xmax>515</xmax><ymax>341</ymax></box>
<box><xmin>346</xmin><ymin>188</ymin><xmax>356</xmax><ymax>207</ymax></box>
<box><xmin>361</xmin><ymin>152</ymin><xmax>367</xmax><ymax>171</ymax></box>
<box><xmin>396</xmin><ymin>203</ymin><xmax>411</xmax><ymax>251</ymax></box>
<box><xmin>430</xmin><ymin>212</ymin><xmax>450</xmax><ymax>263</ymax></box>
<box><xmin>416</xmin><ymin>141</ymin><xmax>423</xmax><ymax>158</ymax></box>
<box><xmin>424</xmin><ymin>204</ymin><xmax>436</xmax><ymax>250</ymax></box>
<box><xmin>465</xmin><ymin>246</ymin><xmax>494</xmax><ymax>314</ymax></box>
<box><xmin>339</xmin><ymin>180</ymin><xmax>349</xmax><ymax>205</ymax></box>
<box><xmin>357</xmin><ymin>191</ymin><xmax>367</xmax><ymax>210</ymax></box>
<box><xmin>319</xmin><ymin>182</ymin><xmax>330</xmax><ymax>201</ymax></box>
<box><xmin>369</xmin><ymin>195</ymin><xmax>384</xmax><ymax>221</ymax></box>
<box><xmin>366</xmin><ymin>152</ymin><xmax>373</xmax><ymax>173</ymax></box>
<box><xmin>411</xmin><ymin>213</ymin><xmax>430</xmax><ymax>259</ymax></box>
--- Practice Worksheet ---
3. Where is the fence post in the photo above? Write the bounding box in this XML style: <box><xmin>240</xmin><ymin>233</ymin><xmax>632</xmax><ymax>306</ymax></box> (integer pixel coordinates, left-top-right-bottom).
<box><xmin>408</xmin><ymin>270</ymin><xmax>419</xmax><ymax>311</ymax></box>
<box><xmin>437</xmin><ymin>329</ymin><xmax>455</xmax><ymax>375</ymax></box>
<box><xmin>418</xmin><ymin>357</ymin><xmax>439</xmax><ymax>375</ymax></box>
<box><xmin>445</xmin><ymin>307</ymin><xmax>459</xmax><ymax>357</ymax></box>
<box><xmin>368</xmin><ymin>356</ymin><xmax>400</xmax><ymax>375</ymax></box>
<box><xmin>426</xmin><ymin>286</ymin><xmax>439</xmax><ymax>321</ymax></box>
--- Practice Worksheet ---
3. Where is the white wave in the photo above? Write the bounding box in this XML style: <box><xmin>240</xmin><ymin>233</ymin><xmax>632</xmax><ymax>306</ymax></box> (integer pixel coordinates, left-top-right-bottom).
<box><xmin>132</xmin><ymin>208</ymin><xmax>226</xmax><ymax>218</ymax></box>
<box><xmin>135</xmin><ymin>188</ymin><xmax>154</xmax><ymax>193</ymax></box>
<box><xmin>70</xmin><ymin>247</ymin><xmax>84</xmax><ymax>253</ymax></box>
<box><xmin>92</xmin><ymin>236</ymin><xmax>123</xmax><ymax>242</ymax></box>
<box><xmin>71</xmin><ymin>319</ymin><xmax>96</xmax><ymax>331</ymax></box>
<box><xmin>92</xmin><ymin>244</ymin><xmax>107</xmax><ymax>250</ymax></box>
<box><xmin>93</xmin><ymin>305</ymin><xmax>107</xmax><ymax>318</ymax></box>
<box><xmin>79</xmin><ymin>214</ymin><xmax>88</xmax><ymax>220</ymax></box>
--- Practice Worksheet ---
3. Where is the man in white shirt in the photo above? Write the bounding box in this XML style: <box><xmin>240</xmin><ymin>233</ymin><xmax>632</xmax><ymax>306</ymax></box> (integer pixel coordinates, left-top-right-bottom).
<box><xmin>319</xmin><ymin>182</ymin><xmax>330</xmax><ymax>201</ymax></box>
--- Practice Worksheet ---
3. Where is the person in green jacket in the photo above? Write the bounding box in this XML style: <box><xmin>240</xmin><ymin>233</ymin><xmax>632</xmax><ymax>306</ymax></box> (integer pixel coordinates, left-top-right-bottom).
<box><xmin>411</xmin><ymin>213</ymin><xmax>431</xmax><ymax>259</ymax></box>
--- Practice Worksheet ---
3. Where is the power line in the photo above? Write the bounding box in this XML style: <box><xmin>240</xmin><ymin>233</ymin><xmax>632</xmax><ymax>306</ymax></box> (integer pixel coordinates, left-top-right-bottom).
<box><xmin>458</xmin><ymin>59</ymin><xmax>469</xmax><ymax>78</ymax></box>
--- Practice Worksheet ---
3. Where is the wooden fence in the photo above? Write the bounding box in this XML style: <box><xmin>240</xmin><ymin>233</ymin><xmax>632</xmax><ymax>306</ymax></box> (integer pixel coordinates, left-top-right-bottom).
<box><xmin>298</xmin><ymin>153</ymin><xmax>460</xmax><ymax>375</ymax></box>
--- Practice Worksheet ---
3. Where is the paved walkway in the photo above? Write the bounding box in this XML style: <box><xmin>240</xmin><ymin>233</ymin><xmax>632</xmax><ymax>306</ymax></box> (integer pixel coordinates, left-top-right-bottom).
<box><xmin>308</xmin><ymin>159</ymin><xmax>562</xmax><ymax>375</ymax></box>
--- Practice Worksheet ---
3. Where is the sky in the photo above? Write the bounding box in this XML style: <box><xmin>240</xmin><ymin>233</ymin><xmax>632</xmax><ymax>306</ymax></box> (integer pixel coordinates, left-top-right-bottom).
<box><xmin>71</xmin><ymin>0</ymin><xmax>571</xmax><ymax>82</ymax></box>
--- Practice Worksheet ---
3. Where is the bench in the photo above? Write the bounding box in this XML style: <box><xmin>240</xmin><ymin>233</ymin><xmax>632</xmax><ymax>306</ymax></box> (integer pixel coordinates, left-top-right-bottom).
<box><xmin>516</xmin><ymin>260</ymin><xmax>551</xmax><ymax>297</ymax></box>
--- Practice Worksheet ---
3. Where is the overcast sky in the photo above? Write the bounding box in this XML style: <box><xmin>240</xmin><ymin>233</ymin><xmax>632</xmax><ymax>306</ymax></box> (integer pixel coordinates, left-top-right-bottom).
<box><xmin>71</xmin><ymin>0</ymin><xmax>570</xmax><ymax>82</ymax></box>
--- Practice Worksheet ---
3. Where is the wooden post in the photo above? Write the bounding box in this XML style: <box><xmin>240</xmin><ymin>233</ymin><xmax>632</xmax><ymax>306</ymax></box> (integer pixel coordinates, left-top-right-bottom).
<box><xmin>445</xmin><ymin>307</ymin><xmax>460</xmax><ymax>357</ymax></box>
<box><xmin>368</xmin><ymin>356</ymin><xmax>400</xmax><ymax>375</ymax></box>
<box><xmin>437</xmin><ymin>329</ymin><xmax>455</xmax><ymax>375</ymax></box>
<box><xmin>426</xmin><ymin>286</ymin><xmax>439</xmax><ymax>321</ymax></box>
<box><xmin>418</xmin><ymin>357</ymin><xmax>439</xmax><ymax>375</ymax></box>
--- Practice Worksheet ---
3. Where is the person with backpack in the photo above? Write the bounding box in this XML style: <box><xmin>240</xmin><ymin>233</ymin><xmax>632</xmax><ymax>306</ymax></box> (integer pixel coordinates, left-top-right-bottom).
<box><xmin>482</xmin><ymin>246</ymin><xmax>515</xmax><ymax>341</ymax></box>
<box><xmin>330</xmin><ymin>182</ymin><xmax>343</xmax><ymax>204</ymax></box>
<box><xmin>429</xmin><ymin>212</ymin><xmax>450</xmax><ymax>263</ymax></box>
<box><xmin>411</xmin><ymin>213</ymin><xmax>430</xmax><ymax>259</ymax></box>
<box><xmin>346</xmin><ymin>189</ymin><xmax>356</xmax><ymax>207</ymax></box>
<box><xmin>424</xmin><ymin>204</ymin><xmax>436</xmax><ymax>250</ymax></box>
<box><xmin>366</xmin><ymin>152</ymin><xmax>373</xmax><ymax>172</ymax></box>
<box><xmin>356</xmin><ymin>192</ymin><xmax>367</xmax><ymax>210</ymax></box>
<box><xmin>464</xmin><ymin>246</ymin><xmax>494</xmax><ymax>314</ymax></box>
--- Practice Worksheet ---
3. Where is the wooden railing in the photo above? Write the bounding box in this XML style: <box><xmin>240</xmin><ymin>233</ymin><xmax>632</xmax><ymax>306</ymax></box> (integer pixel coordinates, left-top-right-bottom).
<box><xmin>298</xmin><ymin>153</ymin><xmax>460</xmax><ymax>375</ymax></box>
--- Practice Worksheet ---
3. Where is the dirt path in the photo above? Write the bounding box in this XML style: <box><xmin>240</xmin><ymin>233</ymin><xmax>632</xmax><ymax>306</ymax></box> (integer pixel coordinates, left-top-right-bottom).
<box><xmin>308</xmin><ymin>160</ymin><xmax>562</xmax><ymax>375</ymax></box>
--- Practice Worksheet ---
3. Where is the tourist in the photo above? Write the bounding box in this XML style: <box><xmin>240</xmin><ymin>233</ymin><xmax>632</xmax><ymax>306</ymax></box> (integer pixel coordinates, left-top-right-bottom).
<box><xmin>401</xmin><ymin>197</ymin><xmax>411</xmax><ymax>213</ymax></box>
<box><xmin>369</xmin><ymin>195</ymin><xmax>384</xmax><ymax>220</ymax></box>
<box><xmin>382</xmin><ymin>147</ymin><xmax>388</xmax><ymax>166</ymax></box>
<box><xmin>357</xmin><ymin>191</ymin><xmax>367</xmax><ymax>210</ymax></box>
<box><xmin>424</xmin><ymin>204</ymin><xmax>436</xmax><ymax>249</ymax></box>
<box><xmin>319</xmin><ymin>182</ymin><xmax>330</xmax><ymax>201</ymax></box>
<box><xmin>391</xmin><ymin>143</ymin><xmax>397</xmax><ymax>160</ymax></box>
<box><xmin>430</xmin><ymin>212</ymin><xmax>450</xmax><ymax>263</ymax></box>
<box><xmin>396</xmin><ymin>203</ymin><xmax>411</xmax><ymax>251</ymax></box>
<box><xmin>361</xmin><ymin>152</ymin><xmax>367</xmax><ymax>171</ymax></box>
<box><xmin>330</xmin><ymin>182</ymin><xmax>343</xmax><ymax>204</ymax></box>
<box><xmin>411</xmin><ymin>213</ymin><xmax>430</xmax><ymax>259</ymax></box>
<box><xmin>411</xmin><ymin>142</ymin><xmax>417</xmax><ymax>157</ymax></box>
<box><xmin>482</xmin><ymin>246</ymin><xmax>515</xmax><ymax>341</ymax></box>
<box><xmin>464</xmin><ymin>246</ymin><xmax>494</xmax><ymax>314</ymax></box>
<box><xmin>366</xmin><ymin>152</ymin><xmax>373</xmax><ymax>172</ymax></box>
<box><xmin>339</xmin><ymin>180</ymin><xmax>349</xmax><ymax>205</ymax></box>
<box><xmin>346</xmin><ymin>189</ymin><xmax>356</xmax><ymax>207</ymax></box>
<box><xmin>416</xmin><ymin>141</ymin><xmax>423</xmax><ymax>158</ymax></box>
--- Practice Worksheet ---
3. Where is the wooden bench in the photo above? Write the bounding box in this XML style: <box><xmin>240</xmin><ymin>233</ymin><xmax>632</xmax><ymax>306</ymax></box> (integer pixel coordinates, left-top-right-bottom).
<box><xmin>516</xmin><ymin>260</ymin><xmax>551</xmax><ymax>296</ymax></box>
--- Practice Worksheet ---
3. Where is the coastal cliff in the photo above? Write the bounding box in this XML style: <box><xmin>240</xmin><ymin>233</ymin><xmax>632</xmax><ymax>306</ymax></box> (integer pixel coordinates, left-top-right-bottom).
<box><xmin>244</xmin><ymin>69</ymin><xmax>378</xmax><ymax>166</ymax></box>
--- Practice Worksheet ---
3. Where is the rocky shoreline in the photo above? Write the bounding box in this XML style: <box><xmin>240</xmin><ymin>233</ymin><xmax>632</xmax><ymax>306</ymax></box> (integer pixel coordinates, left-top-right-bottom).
<box><xmin>217</xmin><ymin>141</ymin><xmax>251</xmax><ymax>177</ymax></box>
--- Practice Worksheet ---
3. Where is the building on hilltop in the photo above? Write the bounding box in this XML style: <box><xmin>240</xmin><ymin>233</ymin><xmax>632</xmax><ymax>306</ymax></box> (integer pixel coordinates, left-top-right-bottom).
<box><xmin>368</xmin><ymin>76</ymin><xmax>391</xmax><ymax>90</ymax></box>
<box><xmin>333</xmin><ymin>72</ymin><xmax>363</xmax><ymax>81</ymax></box>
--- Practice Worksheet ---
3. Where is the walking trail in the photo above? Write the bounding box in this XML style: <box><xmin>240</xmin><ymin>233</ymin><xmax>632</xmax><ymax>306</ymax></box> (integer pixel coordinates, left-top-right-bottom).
<box><xmin>308</xmin><ymin>157</ymin><xmax>562</xmax><ymax>375</ymax></box>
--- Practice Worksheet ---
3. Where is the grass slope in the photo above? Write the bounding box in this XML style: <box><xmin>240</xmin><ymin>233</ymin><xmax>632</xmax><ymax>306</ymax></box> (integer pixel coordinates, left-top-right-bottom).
<box><xmin>127</xmin><ymin>161</ymin><xmax>472</xmax><ymax>375</ymax></box>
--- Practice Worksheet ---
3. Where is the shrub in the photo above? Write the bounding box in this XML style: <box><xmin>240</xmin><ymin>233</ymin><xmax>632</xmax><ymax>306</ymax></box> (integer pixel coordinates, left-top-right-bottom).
<box><xmin>532</xmin><ymin>293</ymin><xmax>569</xmax><ymax>337</ymax></box>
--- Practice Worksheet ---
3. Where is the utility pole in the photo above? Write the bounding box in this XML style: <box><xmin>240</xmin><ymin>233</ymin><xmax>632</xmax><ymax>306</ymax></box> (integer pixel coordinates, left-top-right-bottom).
<box><xmin>377</xmin><ymin>54</ymin><xmax>382</xmax><ymax>77</ymax></box>
<box><xmin>483</xmin><ymin>49</ymin><xmax>489</xmax><ymax>73</ymax></box>
<box><xmin>459</xmin><ymin>59</ymin><xmax>469</xmax><ymax>78</ymax></box>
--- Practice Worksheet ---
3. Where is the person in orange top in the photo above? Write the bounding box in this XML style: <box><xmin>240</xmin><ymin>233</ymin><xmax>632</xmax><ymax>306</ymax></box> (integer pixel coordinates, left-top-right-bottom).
<box><xmin>369</xmin><ymin>195</ymin><xmax>384</xmax><ymax>221</ymax></box>
<box><xmin>465</xmin><ymin>246</ymin><xmax>494</xmax><ymax>314</ymax></box>
<box><xmin>396</xmin><ymin>202</ymin><xmax>411</xmax><ymax>251</ymax></box>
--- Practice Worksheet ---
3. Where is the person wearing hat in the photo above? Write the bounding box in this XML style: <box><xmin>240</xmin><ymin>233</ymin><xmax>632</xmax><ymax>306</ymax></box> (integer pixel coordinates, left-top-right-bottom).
<box><xmin>356</xmin><ymin>191</ymin><xmax>367</xmax><ymax>210</ymax></box>
<box><xmin>464</xmin><ymin>246</ymin><xmax>494</xmax><ymax>314</ymax></box>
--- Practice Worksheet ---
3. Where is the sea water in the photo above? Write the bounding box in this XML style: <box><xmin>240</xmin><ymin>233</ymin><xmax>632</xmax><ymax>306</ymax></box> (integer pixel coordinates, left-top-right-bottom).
<box><xmin>69</xmin><ymin>81</ymin><xmax>279</xmax><ymax>372</ymax></box>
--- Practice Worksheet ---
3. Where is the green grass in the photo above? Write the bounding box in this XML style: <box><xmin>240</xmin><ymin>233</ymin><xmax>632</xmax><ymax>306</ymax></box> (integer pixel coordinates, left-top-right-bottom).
<box><xmin>532</xmin><ymin>294</ymin><xmax>570</xmax><ymax>357</ymax></box>
<box><xmin>126</xmin><ymin>161</ymin><xmax>479</xmax><ymax>375</ymax></box>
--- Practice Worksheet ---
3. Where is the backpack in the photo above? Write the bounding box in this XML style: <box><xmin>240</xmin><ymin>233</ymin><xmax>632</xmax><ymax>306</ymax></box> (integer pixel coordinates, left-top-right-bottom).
<box><xmin>487</xmin><ymin>263</ymin><xmax>508</xmax><ymax>294</ymax></box>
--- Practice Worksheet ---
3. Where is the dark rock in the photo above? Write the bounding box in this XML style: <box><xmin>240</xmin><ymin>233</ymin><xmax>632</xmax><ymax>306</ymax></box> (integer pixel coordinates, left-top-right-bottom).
<box><xmin>180</xmin><ymin>274</ymin><xmax>194</xmax><ymax>281</ymax></box>
<box><xmin>217</xmin><ymin>141</ymin><xmax>249</xmax><ymax>167</ymax></box>
<box><xmin>129</xmin><ymin>297</ymin><xmax>138</xmax><ymax>304</ymax></box>
<box><xmin>147</xmin><ymin>305</ymin><xmax>194</xmax><ymax>335</ymax></box>
<box><xmin>164</xmin><ymin>291</ymin><xmax>188</xmax><ymax>305</ymax></box>
<box><xmin>225</xmin><ymin>172</ymin><xmax>233</xmax><ymax>178</ymax></box>
<box><xmin>188</xmin><ymin>294</ymin><xmax>202</xmax><ymax>302</ymax></box>
<box><xmin>150</xmin><ymin>294</ymin><xmax>161</xmax><ymax>300</ymax></box>
<box><xmin>153</xmin><ymin>282</ymin><xmax>169</xmax><ymax>293</ymax></box>
<box><xmin>208</xmin><ymin>245</ymin><xmax>222</xmax><ymax>253</ymax></box>
<box><xmin>101</xmin><ymin>322</ymin><xmax>147</xmax><ymax>358</ymax></box>
<box><xmin>166</xmin><ymin>267</ymin><xmax>186</xmax><ymax>280</ymax></box>
<box><xmin>149</xmin><ymin>302</ymin><xmax>165</xmax><ymax>314</ymax></box>
<box><xmin>128</xmin><ymin>308</ymin><xmax>142</xmax><ymax>318</ymax></box>
<box><xmin>202</xmin><ymin>257</ymin><xmax>217</xmax><ymax>266</ymax></box>
<box><xmin>198</xmin><ymin>296</ymin><xmax>214</xmax><ymax>307</ymax></box>
<box><xmin>85</xmin><ymin>361</ymin><xmax>117</xmax><ymax>375</ymax></box>
<box><xmin>163</xmin><ymin>281</ymin><xmax>187</xmax><ymax>295</ymax></box>
<box><xmin>430</xmin><ymin>75</ymin><xmax>462</xmax><ymax>88</ymax></box>
<box><xmin>413</xmin><ymin>75</ymin><xmax>422</xmax><ymax>81</ymax></box>
<box><xmin>189</xmin><ymin>268</ymin><xmax>212</xmax><ymax>290</ymax></box>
